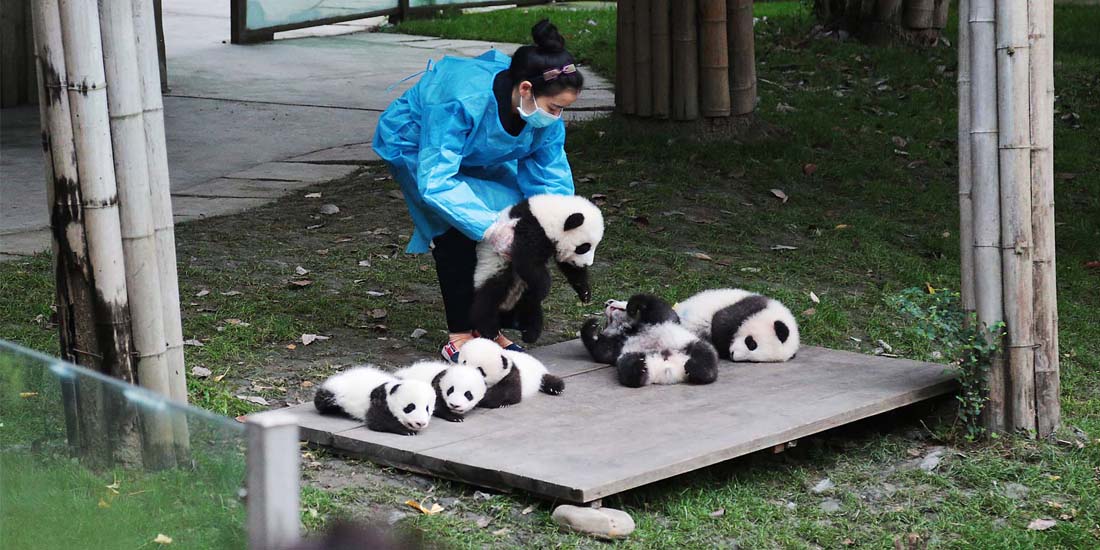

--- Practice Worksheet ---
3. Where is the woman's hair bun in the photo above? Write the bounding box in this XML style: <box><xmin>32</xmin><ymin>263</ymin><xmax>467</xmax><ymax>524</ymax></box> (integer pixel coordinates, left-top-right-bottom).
<box><xmin>531</xmin><ymin>19</ymin><xmax>565</xmax><ymax>53</ymax></box>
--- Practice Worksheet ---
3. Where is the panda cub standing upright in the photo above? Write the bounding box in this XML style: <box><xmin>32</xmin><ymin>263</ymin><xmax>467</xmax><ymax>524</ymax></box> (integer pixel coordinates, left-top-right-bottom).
<box><xmin>470</xmin><ymin>194</ymin><xmax>604</xmax><ymax>344</ymax></box>
<box><xmin>674</xmin><ymin>288</ymin><xmax>800</xmax><ymax>362</ymax></box>
<box><xmin>581</xmin><ymin>294</ymin><xmax>719</xmax><ymax>387</ymax></box>
<box><xmin>314</xmin><ymin>366</ymin><xmax>436</xmax><ymax>436</ymax></box>
<box><xmin>459</xmin><ymin>338</ymin><xmax>565</xmax><ymax>408</ymax></box>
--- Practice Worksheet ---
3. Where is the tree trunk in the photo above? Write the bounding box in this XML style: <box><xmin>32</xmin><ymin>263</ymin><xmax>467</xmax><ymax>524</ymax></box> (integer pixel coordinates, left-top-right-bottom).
<box><xmin>669</xmin><ymin>0</ymin><xmax>698</xmax><ymax>121</ymax></box>
<box><xmin>698</xmin><ymin>0</ymin><xmax>730</xmax><ymax>118</ymax></box>
<box><xmin>633</xmin><ymin>0</ymin><xmax>652</xmax><ymax>117</ymax></box>
<box><xmin>650</xmin><ymin>0</ymin><xmax>670</xmax><ymax>119</ymax></box>
<box><xmin>814</xmin><ymin>0</ymin><xmax>951</xmax><ymax>46</ymax></box>
<box><xmin>727</xmin><ymin>0</ymin><xmax>756</xmax><ymax>115</ymax></box>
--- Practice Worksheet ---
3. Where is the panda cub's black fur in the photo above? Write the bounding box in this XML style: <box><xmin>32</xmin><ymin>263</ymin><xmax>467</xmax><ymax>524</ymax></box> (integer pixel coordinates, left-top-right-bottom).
<box><xmin>581</xmin><ymin>294</ymin><xmax>719</xmax><ymax>388</ymax></box>
<box><xmin>470</xmin><ymin>195</ymin><xmax>604</xmax><ymax>343</ymax></box>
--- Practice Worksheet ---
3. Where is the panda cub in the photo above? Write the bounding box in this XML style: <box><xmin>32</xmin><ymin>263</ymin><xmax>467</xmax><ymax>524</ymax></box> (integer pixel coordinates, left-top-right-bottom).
<box><xmin>394</xmin><ymin>361</ymin><xmax>486</xmax><ymax>423</ymax></box>
<box><xmin>471</xmin><ymin>194</ymin><xmax>604</xmax><ymax>344</ymax></box>
<box><xmin>459</xmin><ymin>338</ymin><xmax>565</xmax><ymax>408</ymax></box>
<box><xmin>582</xmin><ymin>294</ymin><xmax>719</xmax><ymax>387</ymax></box>
<box><xmin>674</xmin><ymin>288</ymin><xmax>800</xmax><ymax>362</ymax></box>
<box><xmin>313</xmin><ymin>366</ymin><xmax>435</xmax><ymax>436</ymax></box>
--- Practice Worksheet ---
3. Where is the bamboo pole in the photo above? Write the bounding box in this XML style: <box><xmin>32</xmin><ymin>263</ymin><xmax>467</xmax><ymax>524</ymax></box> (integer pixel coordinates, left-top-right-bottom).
<box><xmin>670</xmin><ymin>0</ymin><xmax>698</xmax><ymax>121</ymax></box>
<box><xmin>958</xmin><ymin>0</ymin><xmax>976</xmax><ymax>321</ymax></box>
<box><xmin>618</xmin><ymin>0</ymin><xmax>636</xmax><ymax>115</ymax></box>
<box><xmin>726</xmin><ymin>0</ymin><xmax>756</xmax><ymax>116</ymax></box>
<box><xmin>933</xmin><ymin>0</ymin><xmax>950</xmax><ymax>30</ymax></box>
<box><xmin>32</xmin><ymin>0</ymin><xmax>94</xmax><ymax>456</ymax></box>
<box><xmin>969</xmin><ymin>0</ymin><xmax>1007</xmax><ymax>433</ymax></box>
<box><xmin>99</xmin><ymin>0</ymin><xmax>176</xmax><ymax>467</ymax></box>
<box><xmin>133</xmin><ymin>0</ymin><xmax>191</xmax><ymax>459</ymax></box>
<box><xmin>996</xmin><ymin>0</ymin><xmax>1036</xmax><ymax>433</ymax></box>
<box><xmin>650</xmin><ymin>0</ymin><xmax>670</xmax><ymax>119</ymax></box>
<box><xmin>903</xmin><ymin>0</ymin><xmax>936</xmax><ymax>29</ymax></box>
<box><xmin>1028</xmin><ymin>0</ymin><xmax>1059</xmax><ymax>437</ymax></box>
<box><xmin>633</xmin><ymin>0</ymin><xmax>652</xmax><ymax>117</ymax></box>
<box><xmin>698</xmin><ymin>0</ymin><xmax>730</xmax><ymax>118</ymax></box>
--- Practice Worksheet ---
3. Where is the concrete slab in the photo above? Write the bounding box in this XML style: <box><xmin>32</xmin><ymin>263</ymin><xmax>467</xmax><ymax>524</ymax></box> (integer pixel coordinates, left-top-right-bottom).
<box><xmin>272</xmin><ymin>340</ymin><xmax>957</xmax><ymax>503</ymax></box>
<box><xmin>287</xmin><ymin>143</ymin><xmax>381</xmax><ymax>165</ymax></box>
<box><xmin>171</xmin><ymin>178</ymin><xmax>317</xmax><ymax>199</ymax></box>
<box><xmin>171</xmin><ymin>196</ymin><xmax>274</xmax><ymax>223</ymax></box>
<box><xmin>0</xmin><ymin>229</ymin><xmax>50</xmax><ymax>257</ymax></box>
<box><xmin>224</xmin><ymin>162</ymin><xmax>360</xmax><ymax>183</ymax></box>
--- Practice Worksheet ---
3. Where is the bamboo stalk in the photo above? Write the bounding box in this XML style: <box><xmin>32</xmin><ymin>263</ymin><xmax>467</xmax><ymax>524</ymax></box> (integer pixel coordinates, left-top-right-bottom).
<box><xmin>933</xmin><ymin>0</ymin><xmax>950</xmax><ymax>30</ymax></box>
<box><xmin>903</xmin><ymin>0</ymin><xmax>936</xmax><ymax>29</ymax></box>
<box><xmin>618</xmin><ymin>0</ymin><xmax>636</xmax><ymax>115</ymax></box>
<box><xmin>650</xmin><ymin>0</ymin><xmax>670</xmax><ymax>119</ymax></box>
<box><xmin>32</xmin><ymin>0</ymin><xmax>95</xmax><ymax>455</ymax></box>
<box><xmin>957</xmin><ymin>0</ymin><xmax>976</xmax><ymax>322</ymax></box>
<box><xmin>698</xmin><ymin>0</ymin><xmax>730</xmax><ymax>118</ymax></box>
<box><xmin>726</xmin><ymin>0</ymin><xmax>756</xmax><ymax>116</ymax></box>
<box><xmin>1028</xmin><ymin>0</ymin><xmax>1059</xmax><ymax>437</ymax></box>
<box><xmin>133</xmin><ymin>0</ymin><xmax>191</xmax><ymax>459</ymax></box>
<box><xmin>99</xmin><ymin>0</ymin><xmax>176</xmax><ymax>467</ymax></box>
<box><xmin>634</xmin><ymin>0</ymin><xmax>652</xmax><ymax>117</ymax></box>
<box><xmin>968</xmin><ymin>0</ymin><xmax>1006</xmax><ymax>433</ymax></box>
<box><xmin>670</xmin><ymin>0</ymin><xmax>698</xmax><ymax>121</ymax></box>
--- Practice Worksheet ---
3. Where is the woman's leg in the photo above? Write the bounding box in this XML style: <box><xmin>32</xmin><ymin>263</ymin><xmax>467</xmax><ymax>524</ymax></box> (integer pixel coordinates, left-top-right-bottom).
<box><xmin>431</xmin><ymin>228</ymin><xmax>521</xmax><ymax>351</ymax></box>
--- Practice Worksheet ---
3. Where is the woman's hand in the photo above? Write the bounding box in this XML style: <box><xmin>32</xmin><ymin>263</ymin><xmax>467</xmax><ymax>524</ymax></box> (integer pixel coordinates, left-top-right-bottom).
<box><xmin>483</xmin><ymin>217</ymin><xmax>519</xmax><ymax>258</ymax></box>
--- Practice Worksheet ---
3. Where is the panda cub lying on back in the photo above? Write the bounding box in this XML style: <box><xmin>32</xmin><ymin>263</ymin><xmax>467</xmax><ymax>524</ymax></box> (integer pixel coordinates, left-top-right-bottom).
<box><xmin>581</xmin><ymin>294</ymin><xmax>719</xmax><ymax>387</ymax></box>
<box><xmin>394</xmin><ymin>361</ymin><xmax>486</xmax><ymax>423</ymax></box>
<box><xmin>471</xmin><ymin>194</ymin><xmax>604</xmax><ymax>344</ymax></box>
<box><xmin>314</xmin><ymin>366</ymin><xmax>435</xmax><ymax>436</ymax></box>
<box><xmin>674</xmin><ymin>288</ymin><xmax>800</xmax><ymax>362</ymax></box>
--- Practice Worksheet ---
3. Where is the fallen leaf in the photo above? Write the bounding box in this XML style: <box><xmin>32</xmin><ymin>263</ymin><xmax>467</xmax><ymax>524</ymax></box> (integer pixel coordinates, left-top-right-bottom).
<box><xmin>419</xmin><ymin>265</ymin><xmax>431</xmax><ymax>272</ymax></box>
<box><xmin>689</xmin><ymin>252</ymin><xmax>713</xmax><ymax>261</ymax></box>
<box><xmin>305</xmin><ymin>192</ymin><xmax>322</xmax><ymax>198</ymax></box>
<box><xmin>925</xmin><ymin>282</ymin><xmax>937</xmax><ymax>294</ymax></box>
<box><xmin>289</xmin><ymin>279</ymin><xmax>313</xmax><ymax>288</ymax></box>
<box><xmin>892</xmin><ymin>136</ymin><xmax>908</xmax><ymax>148</ymax></box>
<box><xmin>387</xmin><ymin>189</ymin><xmax>404</xmax><ymax>200</ymax></box>
<box><xmin>802</xmin><ymin>308</ymin><xmax>817</xmax><ymax>316</ymax></box>
<box><xmin>776</xmin><ymin>102</ymin><xmax>797</xmax><ymax>113</ymax></box>
<box><xmin>300</xmin><ymin>380</ymin><xmax>314</xmax><ymax>388</ymax></box>
<box><xmin>476</xmin><ymin>516</ymin><xmax>492</xmax><ymax>528</ymax></box>
<box><xmin>98</xmin><ymin>498</ymin><xmax>110</xmax><ymax>509</ymax></box>
<box><xmin>810</xmin><ymin>291</ymin><xmax>820</xmax><ymax>303</ymax></box>
<box><xmin>521</xmin><ymin>505</ymin><xmax>535</xmax><ymax>515</ymax></box>
<box><xmin>212</xmin><ymin>367</ymin><xmax>230</xmax><ymax>382</ymax></box>
<box><xmin>307</xmin><ymin>224</ymin><xmax>325</xmax><ymax>230</ymax></box>
<box><xmin>183</xmin><ymin>339</ymin><xmax>204</xmax><ymax>347</ymax></box>
<box><xmin>741</xmin><ymin>267</ymin><xmax>762</xmax><ymax>273</ymax></box>
<box><xmin>803</xmin><ymin>163</ymin><xmax>818</xmax><ymax>176</ymax></box>
<box><xmin>220</xmin><ymin>290</ymin><xmax>242</xmax><ymax>296</ymax></box>
<box><xmin>286</xmin><ymin>344</ymin><xmax>297</xmax><ymax>350</ymax></box>
<box><xmin>893</xmin><ymin>148</ymin><xmax>910</xmax><ymax>156</ymax></box>
<box><xmin>301</xmin><ymin>334</ymin><xmax>331</xmax><ymax>346</ymax></box>
<box><xmin>491</xmin><ymin>528</ymin><xmax>510</xmax><ymax>536</ymax></box>
<box><xmin>406</xmin><ymin>500</ymin><xmax>443</xmax><ymax>515</ymax></box>
<box><xmin>191</xmin><ymin>366</ymin><xmax>212</xmax><ymax>378</ymax></box>
<box><xmin>295</xmin><ymin>266</ymin><xmax>310</xmax><ymax>276</ymax></box>
<box><xmin>1047</xmin><ymin>475</ymin><xmax>1061</xmax><ymax>481</ymax></box>
<box><xmin>632</xmin><ymin>216</ymin><xmax>650</xmax><ymax>227</ymax></box>
<box><xmin>153</xmin><ymin>534</ymin><xmax>173</xmax><ymax>545</ymax></box>
<box><xmin>320</xmin><ymin>204</ymin><xmax>340</xmax><ymax>215</ymax></box>
<box><xmin>358</xmin><ymin>259</ymin><xmax>372</xmax><ymax>268</ymax></box>
<box><xmin>366</xmin><ymin>290</ymin><xmax>388</xmax><ymax>297</ymax></box>
<box><xmin>1084</xmin><ymin>261</ymin><xmax>1100</xmax><ymax>270</ymax></box>
<box><xmin>835</xmin><ymin>224</ymin><xmax>850</xmax><ymax>230</ymax></box>
<box><xmin>770</xmin><ymin>188</ymin><xmax>789</xmax><ymax>203</ymax></box>
<box><xmin>333</xmin><ymin>236</ymin><xmax>353</xmax><ymax>243</ymax></box>
<box><xmin>370</xmin><ymin>309</ymin><xmax>388</xmax><ymax>319</ymax></box>
<box><xmin>195</xmin><ymin>289</ymin><xmax>210</xmax><ymax>297</ymax></box>
<box><xmin>709</xmin><ymin>508</ymin><xmax>726</xmax><ymax>517</ymax></box>
<box><xmin>236</xmin><ymin>395</ymin><xmax>269</xmax><ymax>406</ymax></box>
<box><xmin>225</xmin><ymin>318</ymin><xmax>248</xmax><ymax>326</ymax></box>
<box><xmin>1027</xmin><ymin>518</ymin><xmax>1057</xmax><ymax>531</ymax></box>
<box><xmin>771</xmin><ymin>245</ymin><xmax>798</xmax><ymax>251</ymax></box>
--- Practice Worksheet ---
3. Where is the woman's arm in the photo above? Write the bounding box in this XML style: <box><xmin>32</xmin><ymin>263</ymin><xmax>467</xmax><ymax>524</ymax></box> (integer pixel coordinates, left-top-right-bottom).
<box><xmin>516</xmin><ymin>122</ymin><xmax>575</xmax><ymax>197</ymax></box>
<box><xmin>416</xmin><ymin>100</ymin><xmax>500</xmax><ymax>241</ymax></box>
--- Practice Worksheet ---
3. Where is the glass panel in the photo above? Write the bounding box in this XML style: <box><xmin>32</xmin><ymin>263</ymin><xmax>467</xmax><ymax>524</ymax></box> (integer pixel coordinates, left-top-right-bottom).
<box><xmin>409</xmin><ymin>0</ymin><xmax>499</xmax><ymax>6</ymax></box>
<box><xmin>245</xmin><ymin>0</ymin><xmax>399</xmax><ymax>29</ymax></box>
<box><xmin>0</xmin><ymin>341</ymin><xmax>247</xmax><ymax>549</ymax></box>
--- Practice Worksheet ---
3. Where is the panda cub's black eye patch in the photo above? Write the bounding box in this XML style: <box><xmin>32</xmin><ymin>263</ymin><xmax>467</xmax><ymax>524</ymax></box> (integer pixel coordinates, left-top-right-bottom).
<box><xmin>402</xmin><ymin>403</ymin><xmax>415</xmax><ymax>414</ymax></box>
<box><xmin>464</xmin><ymin>391</ymin><xmax>474</xmax><ymax>401</ymax></box>
<box><xmin>477</xmin><ymin>367</ymin><xmax>486</xmax><ymax>377</ymax></box>
<box><xmin>744</xmin><ymin>336</ymin><xmax>758</xmax><ymax>351</ymax></box>
<box><xmin>446</xmin><ymin>386</ymin><xmax>454</xmax><ymax>396</ymax></box>
<box><xmin>574</xmin><ymin>243</ymin><xmax>591</xmax><ymax>255</ymax></box>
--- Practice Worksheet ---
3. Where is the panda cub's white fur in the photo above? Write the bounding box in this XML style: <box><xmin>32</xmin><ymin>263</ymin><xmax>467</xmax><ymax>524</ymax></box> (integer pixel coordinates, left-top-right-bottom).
<box><xmin>674</xmin><ymin>288</ymin><xmax>800</xmax><ymax>362</ymax></box>
<box><xmin>459</xmin><ymin>338</ymin><xmax>565</xmax><ymax>408</ymax></box>
<box><xmin>395</xmin><ymin>361</ymin><xmax>486</xmax><ymax>422</ymax></box>
<box><xmin>314</xmin><ymin>365</ymin><xmax>435</xmax><ymax>435</ymax></box>
<box><xmin>620</xmin><ymin>322</ymin><xmax>702</xmax><ymax>385</ymax></box>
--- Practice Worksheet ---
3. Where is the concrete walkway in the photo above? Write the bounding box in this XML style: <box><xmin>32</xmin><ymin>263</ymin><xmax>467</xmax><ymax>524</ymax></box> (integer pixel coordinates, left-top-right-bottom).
<box><xmin>0</xmin><ymin>0</ymin><xmax>613</xmax><ymax>259</ymax></box>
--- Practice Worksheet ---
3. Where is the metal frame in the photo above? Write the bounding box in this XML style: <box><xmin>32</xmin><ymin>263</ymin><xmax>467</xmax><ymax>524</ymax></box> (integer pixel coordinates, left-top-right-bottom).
<box><xmin>230</xmin><ymin>0</ymin><xmax>554</xmax><ymax>44</ymax></box>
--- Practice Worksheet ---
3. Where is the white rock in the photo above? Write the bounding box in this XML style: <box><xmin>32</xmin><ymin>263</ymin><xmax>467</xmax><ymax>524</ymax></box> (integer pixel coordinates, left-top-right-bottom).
<box><xmin>551</xmin><ymin>505</ymin><xmax>635</xmax><ymax>539</ymax></box>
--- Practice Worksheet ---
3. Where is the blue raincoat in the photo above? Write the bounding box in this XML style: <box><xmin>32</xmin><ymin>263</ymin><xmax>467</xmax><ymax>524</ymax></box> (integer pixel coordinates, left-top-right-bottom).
<box><xmin>373</xmin><ymin>50</ymin><xmax>575</xmax><ymax>254</ymax></box>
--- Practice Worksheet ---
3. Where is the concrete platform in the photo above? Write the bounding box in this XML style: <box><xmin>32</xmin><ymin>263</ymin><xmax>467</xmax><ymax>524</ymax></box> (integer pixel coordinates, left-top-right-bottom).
<box><xmin>270</xmin><ymin>340</ymin><xmax>957</xmax><ymax>503</ymax></box>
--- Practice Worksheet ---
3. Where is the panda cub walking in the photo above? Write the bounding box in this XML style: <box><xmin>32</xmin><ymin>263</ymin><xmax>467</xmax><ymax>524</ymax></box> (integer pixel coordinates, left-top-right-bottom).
<box><xmin>394</xmin><ymin>361</ymin><xmax>486</xmax><ymax>423</ymax></box>
<box><xmin>674</xmin><ymin>288</ymin><xmax>800</xmax><ymax>362</ymax></box>
<box><xmin>459</xmin><ymin>338</ymin><xmax>565</xmax><ymax>408</ymax></box>
<box><xmin>314</xmin><ymin>366</ymin><xmax>435</xmax><ymax>436</ymax></box>
<box><xmin>581</xmin><ymin>294</ymin><xmax>719</xmax><ymax>387</ymax></box>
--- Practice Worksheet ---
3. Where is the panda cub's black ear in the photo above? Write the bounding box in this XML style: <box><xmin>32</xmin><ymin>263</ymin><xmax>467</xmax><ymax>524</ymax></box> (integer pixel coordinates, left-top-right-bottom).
<box><xmin>389</xmin><ymin>383</ymin><xmax>401</xmax><ymax>395</ymax></box>
<box><xmin>564</xmin><ymin>213</ymin><xmax>585</xmax><ymax>231</ymax></box>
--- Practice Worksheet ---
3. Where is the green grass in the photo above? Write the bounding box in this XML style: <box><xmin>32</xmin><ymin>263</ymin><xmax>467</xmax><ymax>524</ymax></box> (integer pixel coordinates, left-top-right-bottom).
<box><xmin>3</xmin><ymin>2</ymin><xmax>1099</xmax><ymax>548</ymax></box>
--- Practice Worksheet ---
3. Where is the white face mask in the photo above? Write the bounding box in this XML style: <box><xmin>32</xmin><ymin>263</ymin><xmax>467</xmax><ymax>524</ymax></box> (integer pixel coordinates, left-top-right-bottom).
<box><xmin>518</xmin><ymin>90</ymin><xmax>561</xmax><ymax>128</ymax></box>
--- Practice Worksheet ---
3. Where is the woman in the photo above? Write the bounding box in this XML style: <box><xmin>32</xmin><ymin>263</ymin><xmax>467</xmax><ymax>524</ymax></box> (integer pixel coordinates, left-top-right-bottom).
<box><xmin>372</xmin><ymin>20</ymin><xmax>584</xmax><ymax>362</ymax></box>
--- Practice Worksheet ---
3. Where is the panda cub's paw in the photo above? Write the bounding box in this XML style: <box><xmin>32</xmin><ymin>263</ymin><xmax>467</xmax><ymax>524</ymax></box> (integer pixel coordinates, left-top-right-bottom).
<box><xmin>616</xmin><ymin>352</ymin><xmax>649</xmax><ymax>388</ymax></box>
